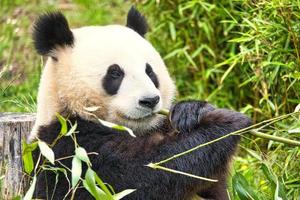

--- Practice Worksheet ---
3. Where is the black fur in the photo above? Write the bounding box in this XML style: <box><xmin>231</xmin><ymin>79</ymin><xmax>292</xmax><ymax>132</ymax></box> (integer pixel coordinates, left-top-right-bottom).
<box><xmin>170</xmin><ymin>100</ymin><xmax>215</xmax><ymax>132</ymax></box>
<box><xmin>146</xmin><ymin>63</ymin><xmax>159</xmax><ymax>88</ymax></box>
<box><xmin>33</xmin><ymin>11</ymin><xmax>74</xmax><ymax>55</ymax></box>
<box><xmin>102</xmin><ymin>64</ymin><xmax>125</xmax><ymax>95</ymax></box>
<box><xmin>34</xmin><ymin>100</ymin><xmax>251</xmax><ymax>200</ymax></box>
<box><xmin>126</xmin><ymin>6</ymin><xmax>148</xmax><ymax>37</ymax></box>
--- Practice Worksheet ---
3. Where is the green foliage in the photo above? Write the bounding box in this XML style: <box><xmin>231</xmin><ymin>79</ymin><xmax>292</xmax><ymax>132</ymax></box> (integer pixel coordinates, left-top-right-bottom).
<box><xmin>22</xmin><ymin>140</ymin><xmax>38</xmax><ymax>174</ymax></box>
<box><xmin>142</xmin><ymin>0</ymin><xmax>300</xmax><ymax>118</ymax></box>
<box><xmin>139</xmin><ymin>0</ymin><xmax>300</xmax><ymax>199</ymax></box>
<box><xmin>0</xmin><ymin>0</ymin><xmax>131</xmax><ymax>112</ymax></box>
<box><xmin>71</xmin><ymin>156</ymin><xmax>82</xmax><ymax>188</ymax></box>
<box><xmin>23</xmin><ymin>176</ymin><xmax>36</xmax><ymax>200</ymax></box>
<box><xmin>38</xmin><ymin>140</ymin><xmax>55</xmax><ymax>165</ymax></box>
<box><xmin>232</xmin><ymin>172</ymin><xmax>259</xmax><ymax>200</ymax></box>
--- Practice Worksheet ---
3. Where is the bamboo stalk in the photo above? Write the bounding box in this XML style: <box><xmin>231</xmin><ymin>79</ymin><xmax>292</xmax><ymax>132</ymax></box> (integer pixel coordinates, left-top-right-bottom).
<box><xmin>250</xmin><ymin>130</ymin><xmax>300</xmax><ymax>146</ymax></box>
<box><xmin>146</xmin><ymin>163</ymin><xmax>218</xmax><ymax>182</ymax></box>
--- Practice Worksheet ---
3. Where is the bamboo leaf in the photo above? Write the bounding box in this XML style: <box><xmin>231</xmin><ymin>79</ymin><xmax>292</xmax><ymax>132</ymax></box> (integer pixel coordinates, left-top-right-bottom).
<box><xmin>261</xmin><ymin>163</ymin><xmax>287</xmax><ymax>199</ymax></box>
<box><xmin>168</xmin><ymin>22</ymin><xmax>176</xmax><ymax>41</ymax></box>
<box><xmin>23</xmin><ymin>176</ymin><xmax>36</xmax><ymax>200</ymax></box>
<box><xmin>22</xmin><ymin>140</ymin><xmax>38</xmax><ymax>174</ymax></box>
<box><xmin>56</xmin><ymin>113</ymin><xmax>68</xmax><ymax>135</ymax></box>
<box><xmin>94</xmin><ymin>170</ymin><xmax>114</xmax><ymax>199</ymax></box>
<box><xmin>98</xmin><ymin>119</ymin><xmax>136</xmax><ymax>137</ymax></box>
<box><xmin>71</xmin><ymin>156</ymin><xmax>82</xmax><ymax>188</ymax></box>
<box><xmin>65</xmin><ymin>121</ymin><xmax>77</xmax><ymax>136</ymax></box>
<box><xmin>84</xmin><ymin>168</ymin><xmax>104</xmax><ymax>200</ymax></box>
<box><xmin>22</xmin><ymin>150</ymin><xmax>34</xmax><ymax>174</ymax></box>
<box><xmin>38</xmin><ymin>140</ymin><xmax>55</xmax><ymax>165</ymax></box>
<box><xmin>220</xmin><ymin>60</ymin><xmax>237</xmax><ymax>84</ymax></box>
<box><xmin>274</xmin><ymin>179</ymin><xmax>283</xmax><ymax>200</ymax></box>
<box><xmin>113</xmin><ymin>189</ymin><xmax>136</xmax><ymax>200</ymax></box>
<box><xmin>75</xmin><ymin>147</ymin><xmax>91</xmax><ymax>165</ymax></box>
<box><xmin>232</xmin><ymin>173</ymin><xmax>259</xmax><ymax>200</ymax></box>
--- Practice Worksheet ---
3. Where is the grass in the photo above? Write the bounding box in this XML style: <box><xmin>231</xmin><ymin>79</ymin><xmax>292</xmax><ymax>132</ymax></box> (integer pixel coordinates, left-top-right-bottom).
<box><xmin>0</xmin><ymin>0</ymin><xmax>299</xmax><ymax>199</ymax></box>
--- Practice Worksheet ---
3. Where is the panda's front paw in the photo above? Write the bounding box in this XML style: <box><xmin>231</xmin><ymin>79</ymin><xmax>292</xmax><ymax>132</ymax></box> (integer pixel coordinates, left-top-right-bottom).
<box><xmin>170</xmin><ymin>100</ymin><xmax>215</xmax><ymax>132</ymax></box>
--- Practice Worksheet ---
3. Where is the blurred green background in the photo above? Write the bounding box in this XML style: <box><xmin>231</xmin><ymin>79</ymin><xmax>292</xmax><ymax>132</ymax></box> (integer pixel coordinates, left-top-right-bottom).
<box><xmin>0</xmin><ymin>0</ymin><xmax>299</xmax><ymax>199</ymax></box>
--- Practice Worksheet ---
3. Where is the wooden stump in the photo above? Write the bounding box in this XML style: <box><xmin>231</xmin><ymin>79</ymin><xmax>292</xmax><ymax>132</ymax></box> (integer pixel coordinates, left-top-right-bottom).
<box><xmin>0</xmin><ymin>113</ymin><xmax>35</xmax><ymax>199</ymax></box>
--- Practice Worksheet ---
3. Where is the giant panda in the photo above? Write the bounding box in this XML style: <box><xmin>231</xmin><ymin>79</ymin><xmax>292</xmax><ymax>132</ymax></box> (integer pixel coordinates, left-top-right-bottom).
<box><xmin>29</xmin><ymin>6</ymin><xmax>251</xmax><ymax>200</ymax></box>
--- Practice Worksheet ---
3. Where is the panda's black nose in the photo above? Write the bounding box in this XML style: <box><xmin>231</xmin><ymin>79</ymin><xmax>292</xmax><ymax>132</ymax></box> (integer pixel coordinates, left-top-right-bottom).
<box><xmin>139</xmin><ymin>96</ymin><xmax>160</xmax><ymax>109</ymax></box>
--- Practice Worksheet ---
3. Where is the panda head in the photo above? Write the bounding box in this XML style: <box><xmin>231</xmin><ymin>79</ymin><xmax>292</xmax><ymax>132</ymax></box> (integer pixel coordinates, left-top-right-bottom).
<box><xmin>31</xmin><ymin>7</ymin><xmax>176</xmax><ymax>137</ymax></box>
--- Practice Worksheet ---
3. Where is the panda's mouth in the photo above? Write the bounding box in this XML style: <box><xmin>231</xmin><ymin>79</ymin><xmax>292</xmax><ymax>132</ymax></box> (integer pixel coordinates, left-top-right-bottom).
<box><xmin>116</xmin><ymin>110</ymin><xmax>155</xmax><ymax>122</ymax></box>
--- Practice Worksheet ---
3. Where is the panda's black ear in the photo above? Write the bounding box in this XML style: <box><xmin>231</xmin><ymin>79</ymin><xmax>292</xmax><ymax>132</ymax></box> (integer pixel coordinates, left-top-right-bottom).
<box><xmin>126</xmin><ymin>6</ymin><xmax>148</xmax><ymax>37</ymax></box>
<box><xmin>33</xmin><ymin>11</ymin><xmax>74</xmax><ymax>55</ymax></box>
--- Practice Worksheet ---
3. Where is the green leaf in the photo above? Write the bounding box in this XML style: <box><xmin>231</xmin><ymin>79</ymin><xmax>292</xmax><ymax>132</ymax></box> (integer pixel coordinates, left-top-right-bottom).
<box><xmin>261</xmin><ymin>163</ymin><xmax>287</xmax><ymax>200</ymax></box>
<box><xmin>22</xmin><ymin>140</ymin><xmax>38</xmax><ymax>174</ymax></box>
<box><xmin>295</xmin><ymin>104</ymin><xmax>300</xmax><ymax>112</ymax></box>
<box><xmin>276</xmin><ymin>181</ymin><xmax>287</xmax><ymax>200</ymax></box>
<box><xmin>240</xmin><ymin>146</ymin><xmax>262</xmax><ymax>161</ymax></box>
<box><xmin>75</xmin><ymin>147</ymin><xmax>91</xmax><ymax>165</ymax></box>
<box><xmin>113</xmin><ymin>189</ymin><xmax>136</xmax><ymax>200</ymax></box>
<box><xmin>243</xmin><ymin>17</ymin><xmax>257</xmax><ymax>30</ymax></box>
<box><xmin>38</xmin><ymin>140</ymin><xmax>55</xmax><ymax>165</ymax></box>
<box><xmin>98</xmin><ymin>119</ymin><xmax>136</xmax><ymax>137</ymax></box>
<box><xmin>232</xmin><ymin>173</ymin><xmax>259</xmax><ymax>200</ymax></box>
<box><xmin>65</xmin><ymin>121</ymin><xmax>77</xmax><ymax>136</ymax></box>
<box><xmin>112</xmin><ymin>125</ymin><xmax>135</xmax><ymax>138</ymax></box>
<box><xmin>22</xmin><ymin>150</ymin><xmax>34</xmax><ymax>174</ymax></box>
<box><xmin>94</xmin><ymin>170</ymin><xmax>114</xmax><ymax>200</ymax></box>
<box><xmin>22</xmin><ymin>140</ymin><xmax>38</xmax><ymax>153</ymax></box>
<box><xmin>56</xmin><ymin>113</ymin><xmax>68</xmax><ymax>135</ymax></box>
<box><xmin>71</xmin><ymin>156</ymin><xmax>82</xmax><ymax>188</ymax></box>
<box><xmin>23</xmin><ymin>176</ymin><xmax>36</xmax><ymax>200</ymax></box>
<box><xmin>220</xmin><ymin>60</ymin><xmax>237</xmax><ymax>84</ymax></box>
<box><xmin>287</xmin><ymin>128</ymin><xmax>300</xmax><ymax>133</ymax></box>
<box><xmin>183</xmin><ymin>49</ymin><xmax>197</xmax><ymax>68</ymax></box>
<box><xmin>168</xmin><ymin>22</ymin><xmax>176</xmax><ymax>41</ymax></box>
<box><xmin>275</xmin><ymin>179</ymin><xmax>283</xmax><ymax>200</ymax></box>
<box><xmin>84</xmin><ymin>168</ymin><xmax>108</xmax><ymax>200</ymax></box>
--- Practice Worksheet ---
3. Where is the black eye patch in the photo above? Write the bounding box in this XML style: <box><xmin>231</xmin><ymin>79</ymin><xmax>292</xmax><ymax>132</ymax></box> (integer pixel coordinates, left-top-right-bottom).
<box><xmin>146</xmin><ymin>63</ymin><xmax>159</xmax><ymax>88</ymax></box>
<box><xmin>102</xmin><ymin>64</ymin><xmax>125</xmax><ymax>95</ymax></box>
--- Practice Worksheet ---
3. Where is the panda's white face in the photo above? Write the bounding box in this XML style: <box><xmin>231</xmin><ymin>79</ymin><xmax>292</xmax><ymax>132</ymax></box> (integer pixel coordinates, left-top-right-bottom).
<box><xmin>29</xmin><ymin>9</ymin><xmax>176</xmax><ymax>140</ymax></box>
<box><xmin>67</xmin><ymin>25</ymin><xmax>175</xmax><ymax>131</ymax></box>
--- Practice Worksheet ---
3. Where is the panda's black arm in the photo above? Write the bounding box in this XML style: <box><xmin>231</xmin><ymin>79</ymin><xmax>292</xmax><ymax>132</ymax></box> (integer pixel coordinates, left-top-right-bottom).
<box><xmin>34</xmin><ymin>101</ymin><xmax>251</xmax><ymax>200</ymax></box>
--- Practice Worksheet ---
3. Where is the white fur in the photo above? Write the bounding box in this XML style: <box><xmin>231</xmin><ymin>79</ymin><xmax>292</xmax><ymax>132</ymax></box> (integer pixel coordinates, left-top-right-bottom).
<box><xmin>29</xmin><ymin>25</ymin><xmax>176</xmax><ymax>141</ymax></box>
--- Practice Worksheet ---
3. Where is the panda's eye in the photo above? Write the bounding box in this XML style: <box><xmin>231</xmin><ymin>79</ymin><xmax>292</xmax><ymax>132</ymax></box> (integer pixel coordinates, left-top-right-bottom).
<box><xmin>146</xmin><ymin>63</ymin><xmax>159</xmax><ymax>88</ymax></box>
<box><xmin>146</xmin><ymin>64</ymin><xmax>154</xmax><ymax>75</ymax></box>
<box><xmin>107</xmin><ymin>64</ymin><xmax>124</xmax><ymax>79</ymax></box>
<box><xmin>102</xmin><ymin>64</ymin><xmax>125</xmax><ymax>95</ymax></box>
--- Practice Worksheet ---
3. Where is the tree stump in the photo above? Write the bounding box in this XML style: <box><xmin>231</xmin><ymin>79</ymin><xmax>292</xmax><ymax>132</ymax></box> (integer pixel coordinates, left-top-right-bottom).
<box><xmin>0</xmin><ymin>113</ymin><xmax>35</xmax><ymax>199</ymax></box>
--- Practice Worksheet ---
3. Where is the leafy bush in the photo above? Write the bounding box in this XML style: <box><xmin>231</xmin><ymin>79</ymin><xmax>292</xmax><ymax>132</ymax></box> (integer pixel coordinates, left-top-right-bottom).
<box><xmin>143</xmin><ymin>0</ymin><xmax>300</xmax><ymax>117</ymax></box>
